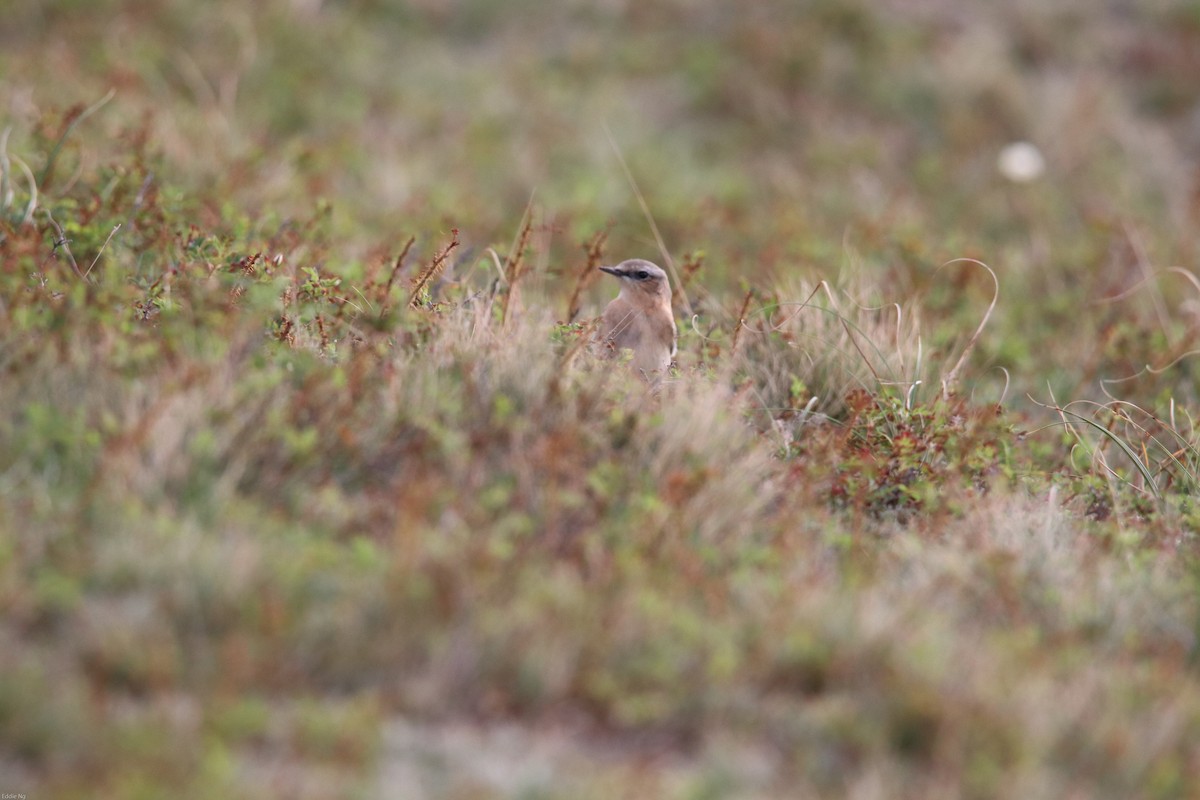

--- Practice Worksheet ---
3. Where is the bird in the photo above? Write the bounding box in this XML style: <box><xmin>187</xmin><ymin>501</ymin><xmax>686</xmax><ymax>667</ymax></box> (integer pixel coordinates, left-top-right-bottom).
<box><xmin>598</xmin><ymin>259</ymin><xmax>677</xmax><ymax>377</ymax></box>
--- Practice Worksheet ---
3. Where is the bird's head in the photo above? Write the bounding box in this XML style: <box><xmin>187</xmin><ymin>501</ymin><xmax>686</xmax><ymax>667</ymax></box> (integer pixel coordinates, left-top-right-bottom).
<box><xmin>599</xmin><ymin>259</ymin><xmax>671</xmax><ymax>305</ymax></box>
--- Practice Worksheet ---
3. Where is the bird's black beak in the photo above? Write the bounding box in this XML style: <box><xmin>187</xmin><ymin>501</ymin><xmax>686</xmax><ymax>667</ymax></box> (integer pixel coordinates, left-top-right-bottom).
<box><xmin>598</xmin><ymin>266</ymin><xmax>622</xmax><ymax>277</ymax></box>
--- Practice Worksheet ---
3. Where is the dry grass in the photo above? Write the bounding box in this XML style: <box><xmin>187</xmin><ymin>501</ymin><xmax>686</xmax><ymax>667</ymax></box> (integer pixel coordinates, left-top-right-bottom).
<box><xmin>4</xmin><ymin>1</ymin><xmax>1200</xmax><ymax>798</ymax></box>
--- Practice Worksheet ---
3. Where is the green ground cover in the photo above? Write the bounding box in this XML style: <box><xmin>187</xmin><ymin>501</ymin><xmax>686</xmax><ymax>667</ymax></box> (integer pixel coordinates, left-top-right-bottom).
<box><xmin>4</xmin><ymin>1</ymin><xmax>1200</xmax><ymax>797</ymax></box>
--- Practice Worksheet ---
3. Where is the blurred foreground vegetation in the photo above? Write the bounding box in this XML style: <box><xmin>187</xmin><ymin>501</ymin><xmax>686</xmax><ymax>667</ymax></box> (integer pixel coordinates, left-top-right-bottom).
<box><xmin>4</xmin><ymin>1</ymin><xmax>1200</xmax><ymax>797</ymax></box>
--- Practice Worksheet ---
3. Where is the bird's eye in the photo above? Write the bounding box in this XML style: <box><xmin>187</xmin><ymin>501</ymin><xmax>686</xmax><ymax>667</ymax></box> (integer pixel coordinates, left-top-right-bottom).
<box><xmin>635</xmin><ymin>271</ymin><xmax>649</xmax><ymax>280</ymax></box>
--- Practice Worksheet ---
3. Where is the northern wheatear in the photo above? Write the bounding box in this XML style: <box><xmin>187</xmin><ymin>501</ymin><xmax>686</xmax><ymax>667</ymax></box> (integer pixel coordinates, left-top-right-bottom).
<box><xmin>598</xmin><ymin>259</ymin><xmax>677</xmax><ymax>377</ymax></box>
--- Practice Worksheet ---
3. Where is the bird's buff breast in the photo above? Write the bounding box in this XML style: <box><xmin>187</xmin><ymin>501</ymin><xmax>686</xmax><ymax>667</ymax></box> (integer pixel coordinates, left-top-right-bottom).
<box><xmin>606</xmin><ymin>310</ymin><xmax>674</xmax><ymax>373</ymax></box>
